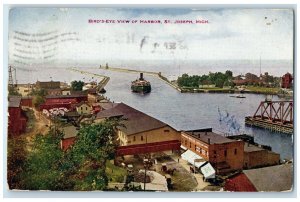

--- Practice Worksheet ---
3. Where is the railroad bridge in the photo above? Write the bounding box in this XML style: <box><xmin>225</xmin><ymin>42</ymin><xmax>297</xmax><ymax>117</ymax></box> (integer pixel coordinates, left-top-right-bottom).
<box><xmin>245</xmin><ymin>101</ymin><xmax>293</xmax><ymax>134</ymax></box>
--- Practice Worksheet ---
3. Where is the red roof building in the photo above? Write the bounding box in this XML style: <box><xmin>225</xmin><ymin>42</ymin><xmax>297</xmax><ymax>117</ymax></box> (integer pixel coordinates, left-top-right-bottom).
<box><xmin>40</xmin><ymin>98</ymin><xmax>78</xmax><ymax>110</ymax></box>
<box><xmin>8</xmin><ymin>96</ymin><xmax>27</xmax><ymax>137</ymax></box>
<box><xmin>45</xmin><ymin>94</ymin><xmax>88</xmax><ymax>103</ymax></box>
<box><xmin>281</xmin><ymin>73</ymin><xmax>293</xmax><ymax>89</ymax></box>
<box><xmin>60</xmin><ymin>125</ymin><xmax>78</xmax><ymax>151</ymax></box>
<box><xmin>20</xmin><ymin>96</ymin><xmax>33</xmax><ymax>108</ymax></box>
<box><xmin>181</xmin><ymin>129</ymin><xmax>244</xmax><ymax>174</ymax></box>
<box><xmin>40</xmin><ymin>94</ymin><xmax>88</xmax><ymax>111</ymax></box>
<box><xmin>225</xmin><ymin>173</ymin><xmax>257</xmax><ymax>192</ymax></box>
<box><xmin>225</xmin><ymin>164</ymin><xmax>292</xmax><ymax>192</ymax></box>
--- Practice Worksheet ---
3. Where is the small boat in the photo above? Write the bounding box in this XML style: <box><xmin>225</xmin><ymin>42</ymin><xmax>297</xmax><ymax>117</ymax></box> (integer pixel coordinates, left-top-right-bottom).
<box><xmin>230</xmin><ymin>95</ymin><xmax>246</xmax><ymax>98</ymax></box>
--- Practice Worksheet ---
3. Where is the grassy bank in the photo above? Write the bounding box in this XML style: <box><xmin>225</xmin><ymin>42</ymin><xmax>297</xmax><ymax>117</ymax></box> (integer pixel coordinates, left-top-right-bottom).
<box><xmin>24</xmin><ymin>109</ymin><xmax>35</xmax><ymax>133</ymax></box>
<box><xmin>180</xmin><ymin>86</ymin><xmax>234</xmax><ymax>93</ymax></box>
<box><xmin>245</xmin><ymin>86</ymin><xmax>280</xmax><ymax>94</ymax></box>
<box><xmin>106</xmin><ymin>160</ymin><xmax>127</xmax><ymax>183</ymax></box>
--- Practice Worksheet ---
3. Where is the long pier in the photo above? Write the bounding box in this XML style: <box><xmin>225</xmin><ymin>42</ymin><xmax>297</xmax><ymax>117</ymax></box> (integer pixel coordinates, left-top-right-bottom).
<box><xmin>245</xmin><ymin>101</ymin><xmax>293</xmax><ymax>134</ymax></box>
<box><xmin>68</xmin><ymin>67</ymin><xmax>110</xmax><ymax>92</ymax></box>
<box><xmin>100</xmin><ymin>66</ymin><xmax>158</xmax><ymax>76</ymax></box>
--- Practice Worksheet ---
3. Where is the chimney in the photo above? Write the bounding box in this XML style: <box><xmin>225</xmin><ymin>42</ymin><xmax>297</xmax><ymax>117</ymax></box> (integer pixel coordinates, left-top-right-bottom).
<box><xmin>140</xmin><ymin>73</ymin><xmax>144</xmax><ymax>80</ymax></box>
<box><xmin>208</xmin><ymin>138</ymin><xmax>210</xmax><ymax>144</ymax></box>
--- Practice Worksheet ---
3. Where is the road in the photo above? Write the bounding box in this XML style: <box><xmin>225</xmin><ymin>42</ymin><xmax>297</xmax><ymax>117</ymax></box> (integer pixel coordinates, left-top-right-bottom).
<box><xmin>165</xmin><ymin>151</ymin><xmax>210</xmax><ymax>191</ymax></box>
<box><xmin>24</xmin><ymin>108</ymin><xmax>50</xmax><ymax>142</ymax></box>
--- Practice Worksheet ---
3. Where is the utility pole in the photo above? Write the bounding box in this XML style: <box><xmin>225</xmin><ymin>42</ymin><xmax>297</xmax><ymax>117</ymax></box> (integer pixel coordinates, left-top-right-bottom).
<box><xmin>143</xmin><ymin>134</ymin><xmax>149</xmax><ymax>191</ymax></box>
<box><xmin>143</xmin><ymin>158</ymin><xmax>148</xmax><ymax>191</ymax></box>
<box><xmin>260</xmin><ymin>55</ymin><xmax>262</xmax><ymax>76</ymax></box>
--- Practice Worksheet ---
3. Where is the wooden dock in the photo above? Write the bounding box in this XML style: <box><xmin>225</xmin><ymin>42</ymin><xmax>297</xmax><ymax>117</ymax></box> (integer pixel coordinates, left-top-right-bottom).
<box><xmin>245</xmin><ymin>116</ymin><xmax>293</xmax><ymax>134</ymax></box>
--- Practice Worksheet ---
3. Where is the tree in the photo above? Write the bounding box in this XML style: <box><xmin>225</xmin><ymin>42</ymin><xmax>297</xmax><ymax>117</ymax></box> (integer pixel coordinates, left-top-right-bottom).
<box><xmin>32</xmin><ymin>95</ymin><xmax>45</xmax><ymax>109</ymax></box>
<box><xmin>8</xmin><ymin>86</ymin><xmax>21</xmax><ymax>96</ymax></box>
<box><xmin>21</xmin><ymin>128</ymin><xmax>65</xmax><ymax>190</ymax></box>
<box><xmin>245</xmin><ymin>72</ymin><xmax>259</xmax><ymax>81</ymax></box>
<box><xmin>225</xmin><ymin>70</ymin><xmax>233</xmax><ymax>78</ymax></box>
<box><xmin>29</xmin><ymin>89</ymin><xmax>47</xmax><ymax>97</ymax></box>
<box><xmin>71</xmin><ymin>80</ymin><xmax>85</xmax><ymax>91</ymax></box>
<box><xmin>70</xmin><ymin>120</ymin><xmax>118</xmax><ymax>190</ymax></box>
<box><xmin>177</xmin><ymin>73</ymin><xmax>189</xmax><ymax>87</ymax></box>
<box><xmin>215</xmin><ymin>78</ymin><xmax>225</xmax><ymax>88</ymax></box>
<box><xmin>7</xmin><ymin>136</ymin><xmax>27</xmax><ymax>189</ymax></box>
<box><xmin>15</xmin><ymin>119</ymin><xmax>121</xmax><ymax>191</ymax></box>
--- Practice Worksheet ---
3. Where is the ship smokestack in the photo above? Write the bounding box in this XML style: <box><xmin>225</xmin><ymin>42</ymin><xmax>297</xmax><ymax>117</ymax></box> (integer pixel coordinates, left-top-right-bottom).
<box><xmin>140</xmin><ymin>73</ymin><xmax>144</xmax><ymax>80</ymax></box>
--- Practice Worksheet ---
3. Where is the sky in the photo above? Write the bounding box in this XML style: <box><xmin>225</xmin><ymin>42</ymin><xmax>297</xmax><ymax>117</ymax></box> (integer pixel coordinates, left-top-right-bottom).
<box><xmin>8</xmin><ymin>7</ymin><xmax>294</xmax><ymax>66</ymax></box>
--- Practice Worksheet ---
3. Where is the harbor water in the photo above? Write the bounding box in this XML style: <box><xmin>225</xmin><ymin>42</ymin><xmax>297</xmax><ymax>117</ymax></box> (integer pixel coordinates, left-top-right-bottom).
<box><xmin>14</xmin><ymin>60</ymin><xmax>294</xmax><ymax>160</ymax></box>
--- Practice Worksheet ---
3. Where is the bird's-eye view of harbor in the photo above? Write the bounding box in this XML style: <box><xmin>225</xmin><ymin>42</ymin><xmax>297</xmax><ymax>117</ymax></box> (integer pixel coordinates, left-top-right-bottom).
<box><xmin>6</xmin><ymin>7</ymin><xmax>294</xmax><ymax>192</ymax></box>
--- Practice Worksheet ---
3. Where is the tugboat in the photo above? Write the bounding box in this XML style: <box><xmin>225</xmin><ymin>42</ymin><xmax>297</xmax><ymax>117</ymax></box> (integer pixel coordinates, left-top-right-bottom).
<box><xmin>131</xmin><ymin>73</ymin><xmax>151</xmax><ymax>94</ymax></box>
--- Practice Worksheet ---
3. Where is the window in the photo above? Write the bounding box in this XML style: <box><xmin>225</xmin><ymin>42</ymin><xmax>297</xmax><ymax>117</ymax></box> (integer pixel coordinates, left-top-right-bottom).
<box><xmin>86</xmin><ymin>107</ymin><xmax>88</xmax><ymax>110</ymax></box>
<box><xmin>81</xmin><ymin>107</ymin><xmax>83</xmax><ymax>110</ymax></box>
<box><xmin>213</xmin><ymin>150</ymin><xmax>216</xmax><ymax>155</ymax></box>
<box><xmin>133</xmin><ymin>136</ymin><xmax>136</xmax><ymax>141</ymax></box>
<box><xmin>141</xmin><ymin>136</ymin><xmax>144</xmax><ymax>141</ymax></box>
<box><xmin>185</xmin><ymin>140</ymin><xmax>187</xmax><ymax>145</ymax></box>
<box><xmin>164</xmin><ymin>129</ymin><xmax>170</xmax><ymax>132</ymax></box>
<box><xmin>224</xmin><ymin>150</ymin><xmax>227</xmax><ymax>157</ymax></box>
<box><xmin>234</xmin><ymin>148</ymin><xmax>237</xmax><ymax>155</ymax></box>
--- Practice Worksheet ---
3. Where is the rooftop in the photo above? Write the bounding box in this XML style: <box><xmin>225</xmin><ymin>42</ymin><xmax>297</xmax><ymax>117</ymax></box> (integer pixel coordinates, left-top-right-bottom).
<box><xmin>64</xmin><ymin>111</ymin><xmax>80</xmax><ymax>117</ymax></box>
<box><xmin>243</xmin><ymin>142</ymin><xmax>265</xmax><ymax>153</ymax></box>
<box><xmin>36</xmin><ymin>81</ymin><xmax>60</xmax><ymax>83</ymax></box>
<box><xmin>21</xmin><ymin>96</ymin><xmax>33</xmax><ymax>99</ymax></box>
<box><xmin>36</xmin><ymin>81</ymin><xmax>60</xmax><ymax>89</ymax></box>
<box><xmin>184</xmin><ymin>129</ymin><xmax>236</xmax><ymax>144</ymax></box>
<box><xmin>99</xmin><ymin>102</ymin><xmax>119</xmax><ymax>110</ymax></box>
<box><xmin>62</xmin><ymin>125</ymin><xmax>79</xmax><ymax>139</ymax></box>
<box><xmin>96</xmin><ymin>103</ymin><xmax>169</xmax><ymax>135</ymax></box>
<box><xmin>45</xmin><ymin>94</ymin><xmax>87</xmax><ymax>99</ymax></box>
<box><xmin>75</xmin><ymin>101</ymin><xmax>91</xmax><ymax>107</ymax></box>
<box><xmin>46</xmin><ymin>88</ymin><xmax>62</xmax><ymax>91</ymax></box>
<box><xmin>243</xmin><ymin>163</ymin><xmax>293</xmax><ymax>192</ymax></box>
<box><xmin>8</xmin><ymin>96</ymin><xmax>22</xmax><ymax>108</ymax></box>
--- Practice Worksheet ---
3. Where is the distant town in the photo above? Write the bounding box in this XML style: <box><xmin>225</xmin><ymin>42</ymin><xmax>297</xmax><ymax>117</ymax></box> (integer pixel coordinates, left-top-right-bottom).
<box><xmin>175</xmin><ymin>70</ymin><xmax>293</xmax><ymax>96</ymax></box>
<box><xmin>7</xmin><ymin>66</ymin><xmax>293</xmax><ymax>192</ymax></box>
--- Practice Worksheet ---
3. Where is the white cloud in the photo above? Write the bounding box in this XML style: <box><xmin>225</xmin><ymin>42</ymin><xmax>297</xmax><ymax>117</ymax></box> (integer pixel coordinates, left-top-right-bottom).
<box><xmin>8</xmin><ymin>8</ymin><xmax>294</xmax><ymax>66</ymax></box>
